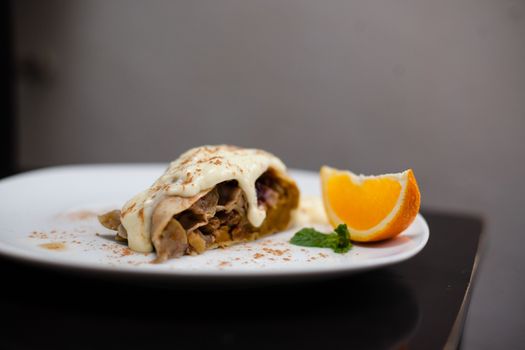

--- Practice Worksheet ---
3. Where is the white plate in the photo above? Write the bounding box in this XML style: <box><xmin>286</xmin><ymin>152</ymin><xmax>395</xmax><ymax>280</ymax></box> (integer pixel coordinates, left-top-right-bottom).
<box><xmin>0</xmin><ymin>165</ymin><xmax>428</xmax><ymax>282</ymax></box>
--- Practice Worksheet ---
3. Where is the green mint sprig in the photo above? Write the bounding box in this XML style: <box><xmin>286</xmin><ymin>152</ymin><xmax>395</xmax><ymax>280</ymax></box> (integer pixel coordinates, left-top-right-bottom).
<box><xmin>290</xmin><ymin>224</ymin><xmax>352</xmax><ymax>253</ymax></box>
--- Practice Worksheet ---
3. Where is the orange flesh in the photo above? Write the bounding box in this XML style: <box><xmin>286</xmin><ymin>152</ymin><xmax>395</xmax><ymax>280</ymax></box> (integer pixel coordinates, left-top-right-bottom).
<box><xmin>326</xmin><ymin>174</ymin><xmax>402</xmax><ymax>230</ymax></box>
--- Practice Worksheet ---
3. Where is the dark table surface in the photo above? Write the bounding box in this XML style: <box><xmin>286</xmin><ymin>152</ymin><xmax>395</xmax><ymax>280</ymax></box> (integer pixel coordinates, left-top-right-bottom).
<box><xmin>0</xmin><ymin>210</ymin><xmax>482</xmax><ymax>350</ymax></box>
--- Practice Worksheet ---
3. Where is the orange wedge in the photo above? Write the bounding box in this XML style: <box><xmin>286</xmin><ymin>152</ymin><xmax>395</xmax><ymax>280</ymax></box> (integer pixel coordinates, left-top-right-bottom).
<box><xmin>320</xmin><ymin>166</ymin><xmax>421</xmax><ymax>242</ymax></box>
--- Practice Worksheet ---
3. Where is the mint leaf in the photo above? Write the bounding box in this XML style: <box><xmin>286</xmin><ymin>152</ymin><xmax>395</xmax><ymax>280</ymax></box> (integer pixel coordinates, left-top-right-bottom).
<box><xmin>289</xmin><ymin>225</ymin><xmax>352</xmax><ymax>254</ymax></box>
<box><xmin>334</xmin><ymin>224</ymin><xmax>352</xmax><ymax>253</ymax></box>
<box><xmin>290</xmin><ymin>228</ymin><xmax>331</xmax><ymax>247</ymax></box>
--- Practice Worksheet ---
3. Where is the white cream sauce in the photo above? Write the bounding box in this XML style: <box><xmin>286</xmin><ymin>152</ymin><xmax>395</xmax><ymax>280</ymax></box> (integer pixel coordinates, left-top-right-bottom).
<box><xmin>291</xmin><ymin>195</ymin><xmax>329</xmax><ymax>227</ymax></box>
<box><xmin>120</xmin><ymin>145</ymin><xmax>288</xmax><ymax>253</ymax></box>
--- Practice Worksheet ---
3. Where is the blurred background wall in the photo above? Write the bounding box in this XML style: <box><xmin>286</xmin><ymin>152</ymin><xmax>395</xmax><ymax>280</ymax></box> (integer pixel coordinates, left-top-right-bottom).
<box><xmin>12</xmin><ymin>0</ymin><xmax>525</xmax><ymax>348</ymax></box>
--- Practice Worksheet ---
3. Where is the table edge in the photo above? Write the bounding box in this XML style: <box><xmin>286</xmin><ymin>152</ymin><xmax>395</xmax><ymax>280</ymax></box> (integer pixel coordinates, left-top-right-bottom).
<box><xmin>444</xmin><ymin>218</ymin><xmax>485</xmax><ymax>349</ymax></box>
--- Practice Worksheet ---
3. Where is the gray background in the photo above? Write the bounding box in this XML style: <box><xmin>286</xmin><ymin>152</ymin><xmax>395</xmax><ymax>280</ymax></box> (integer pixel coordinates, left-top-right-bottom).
<box><xmin>13</xmin><ymin>1</ymin><xmax>525</xmax><ymax>348</ymax></box>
